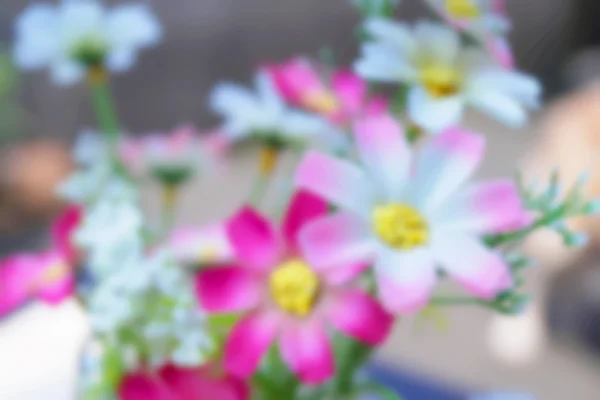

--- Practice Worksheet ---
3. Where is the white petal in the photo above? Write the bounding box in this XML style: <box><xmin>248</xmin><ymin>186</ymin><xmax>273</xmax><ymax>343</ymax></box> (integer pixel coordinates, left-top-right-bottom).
<box><xmin>355</xmin><ymin>43</ymin><xmax>418</xmax><ymax>83</ymax></box>
<box><xmin>105</xmin><ymin>47</ymin><xmax>136</xmax><ymax>72</ymax></box>
<box><xmin>15</xmin><ymin>3</ymin><xmax>57</xmax><ymax>35</ymax></box>
<box><xmin>468</xmin><ymin>88</ymin><xmax>528</xmax><ymax>128</ymax></box>
<box><xmin>50</xmin><ymin>59</ymin><xmax>84</xmax><ymax>85</ymax></box>
<box><xmin>414</xmin><ymin>21</ymin><xmax>460</xmax><ymax>65</ymax></box>
<box><xmin>407</xmin><ymin>86</ymin><xmax>464</xmax><ymax>133</ymax></box>
<box><xmin>255</xmin><ymin>70</ymin><xmax>285</xmax><ymax>113</ymax></box>
<box><xmin>374</xmin><ymin>245</ymin><xmax>437</xmax><ymax>313</ymax></box>
<box><xmin>279</xmin><ymin>111</ymin><xmax>324</xmax><ymax>138</ymax></box>
<box><xmin>59</xmin><ymin>0</ymin><xmax>104</xmax><ymax>40</ymax></box>
<box><xmin>13</xmin><ymin>4</ymin><xmax>59</xmax><ymax>69</ymax></box>
<box><xmin>210</xmin><ymin>82</ymin><xmax>260</xmax><ymax>118</ymax></box>
<box><xmin>106</xmin><ymin>4</ymin><xmax>162</xmax><ymax>49</ymax></box>
<box><xmin>364</xmin><ymin>18</ymin><xmax>416</xmax><ymax>53</ymax></box>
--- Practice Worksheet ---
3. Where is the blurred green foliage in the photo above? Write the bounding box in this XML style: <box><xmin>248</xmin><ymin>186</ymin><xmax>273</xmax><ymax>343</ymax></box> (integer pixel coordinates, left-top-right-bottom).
<box><xmin>0</xmin><ymin>51</ymin><xmax>25</xmax><ymax>144</ymax></box>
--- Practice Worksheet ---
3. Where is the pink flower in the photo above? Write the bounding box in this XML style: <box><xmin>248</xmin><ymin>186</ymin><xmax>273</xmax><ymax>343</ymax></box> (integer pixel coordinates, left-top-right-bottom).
<box><xmin>295</xmin><ymin>114</ymin><xmax>530</xmax><ymax>314</ymax></box>
<box><xmin>120</xmin><ymin>124</ymin><xmax>228</xmax><ymax>182</ymax></box>
<box><xmin>268</xmin><ymin>58</ymin><xmax>387</xmax><ymax>125</ymax></box>
<box><xmin>119</xmin><ymin>364</ymin><xmax>249</xmax><ymax>400</ymax></box>
<box><xmin>195</xmin><ymin>191</ymin><xmax>393</xmax><ymax>385</ymax></box>
<box><xmin>0</xmin><ymin>250</ymin><xmax>74</xmax><ymax>315</ymax></box>
<box><xmin>51</xmin><ymin>204</ymin><xmax>83</xmax><ymax>265</ymax></box>
<box><xmin>169</xmin><ymin>222</ymin><xmax>234</xmax><ymax>266</ymax></box>
<box><xmin>424</xmin><ymin>0</ymin><xmax>514</xmax><ymax>68</ymax></box>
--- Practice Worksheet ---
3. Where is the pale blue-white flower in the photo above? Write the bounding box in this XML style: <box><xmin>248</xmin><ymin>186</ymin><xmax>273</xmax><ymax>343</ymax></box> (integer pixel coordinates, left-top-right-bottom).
<box><xmin>14</xmin><ymin>0</ymin><xmax>162</xmax><ymax>85</ymax></box>
<box><xmin>355</xmin><ymin>20</ymin><xmax>541</xmax><ymax>133</ymax></box>
<box><xmin>210</xmin><ymin>69</ymin><xmax>347</xmax><ymax>151</ymax></box>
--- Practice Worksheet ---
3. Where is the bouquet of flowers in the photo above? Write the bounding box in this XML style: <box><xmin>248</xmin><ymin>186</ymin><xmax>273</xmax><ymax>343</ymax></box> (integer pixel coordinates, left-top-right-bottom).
<box><xmin>1</xmin><ymin>0</ymin><xmax>597</xmax><ymax>399</ymax></box>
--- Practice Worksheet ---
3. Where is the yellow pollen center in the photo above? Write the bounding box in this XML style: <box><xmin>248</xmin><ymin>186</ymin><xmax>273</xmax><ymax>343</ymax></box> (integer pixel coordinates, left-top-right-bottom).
<box><xmin>29</xmin><ymin>263</ymin><xmax>67</xmax><ymax>292</ymax></box>
<box><xmin>269</xmin><ymin>259</ymin><xmax>320</xmax><ymax>317</ymax></box>
<box><xmin>445</xmin><ymin>0</ymin><xmax>481</xmax><ymax>19</ymax></box>
<box><xmin>199</xmin><ymin>246</ymin><xmax>219</xmax><ymax>264</ymax></box>
<box><xmin>372</xmin><ymin>204</ymin><xmax>429</xmax><ymax>250</ymax></box>
<box><xmin>303</xmin><ymin>91</ymin><xmax>340</xmax><ymax>114</ymax></box>
<box><xmin>420</xmin><ymin>65</ymin><xmax>462</xmax><ymax>98</ymax></box>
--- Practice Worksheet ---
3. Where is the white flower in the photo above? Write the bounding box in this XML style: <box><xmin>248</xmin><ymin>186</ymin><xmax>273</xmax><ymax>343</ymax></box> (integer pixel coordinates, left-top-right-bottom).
<box><xmin>72</xmin><ymin>129</ymin><xmax>108</xmax><ymax>166</ymax></box>
<box><xmin>425</xmin><ymin>0</ymin><xmax>510</xmax><ymax>38</ymax></box>
<box><xmin>75</xmin><ymin>200</ymin><xmax>144</xmax><ymax>277</ymax></box>
<box><xmin>14</xmin><ymin>0</ymin><xmax>162</xmax><ymax>85</ymax></box>
<box><xmin>354</xmin><ymin>20</ymin><xmax>541</xmax><ymax>133</ymax></box>
<box><xmin>210</xmin><ymin>70</ymin><xmax>347</xmax><ymax>151</ymax></box>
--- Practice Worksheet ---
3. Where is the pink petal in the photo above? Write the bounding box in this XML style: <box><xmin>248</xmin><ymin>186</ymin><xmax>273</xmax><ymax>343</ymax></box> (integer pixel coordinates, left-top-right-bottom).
<box><xmin>0</xmin><ymin>255</ymin><xmax>37</xmax><ymax>316</ymax></box>
<box><xmin>282</xmin><ymin>190</ymin><xmax>328</xmax><ymax>252</ymax></box>
<box><xmin>298</xmin><ymin>212</ymin><xmax>375</xmax><ymax>273</ymax></box>
<box><xmin>332</xmin><ymin>69</ymin><xmax>367</xmax><ymax>117</ymax></box>
<box><xmin>225</xmin><ymin>311</ymin><xmax>280</xmax><ymax>379</ymax></box>
<box><xmin>169</xmin><ymin>223</ymin><xmax>234</xmax><ymax>266</ymax></box>
<box><xmin>195</xmin><ymin>266</ymin><xmax>263</xmax><ymax>313</ymax></box>
<box><xmin>32</xmin><ymin>250</ymin><xmax>74</xmax><ymax>305</ymax></box>
<box><xmin>374</xmin><ymin>248</ymin><xmax>436</xmax><ymax>314</ymax></box>
<box><xmin>51</xmin><ymin>205</ymin><xmax>82</xmax><ymax>264</ymax></box>
<box><xmin>279</xmin><ymin>319</ymin><xmax>335</xmax><ymax>385</ymax></box>
<box><xmin>326</xmin><ymin>289</ymin><xmax>393</xmax><ymax>345</ymax></box>
<box><xmin>433</xmin><ymin>236</ymin><xmax>513</xmax><ymax>300</ymax></box>
<box><xmin>354</xmin><ymin>114</ymin><xmax>411</xmax><ymax>200</ymax></box>
<box><xmin>437</xmin><ymin>179</ymin><xmax>531</xmax><ymax>234</ymax></box>
<box><xmin>322</xmin><ymin>261</ymin><xmax>370</xmax><ymax>286</ymax></box>
<box><xmin>295</xmin><ymin>151</ymin><xmax>375</xmax><ymax>217</ymax></box>
<box><xmin>487</xmin><ymin>36</ymin><xmax>514</xmax><ymax>70</ymax></box>
<box><xmin>159</xmin><ymin>365</ymin><xmax>247</xmax><ymax>400</ymax></box>
<box><xmin>268</xmin><ymin>58</ymin><xmax>324</xmax><ymax>105</ymax></box>
<box><xmin>411</xmin><ymin>127</ymin><xmax>485</xmax><ymax>212</ymax></box>
<box><xmin>119</xmin><ymin>373</ymin><xmax>174</xmax><ymax>400</ymax></box>
<box><xmin>227</xmin><ymin>207</ymin><xmax>282</xmax><ymax>272</ymax></box>
<box><xmin>364</xmin><ymin>95</ymin><xmax>389</xmax><ymax>117</ymax></box>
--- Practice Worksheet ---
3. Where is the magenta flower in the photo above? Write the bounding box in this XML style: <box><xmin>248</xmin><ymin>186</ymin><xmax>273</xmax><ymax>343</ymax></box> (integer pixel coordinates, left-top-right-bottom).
<box><xmin>51</xmin><ymin>204</ymin><xmax>83</xmax><ymax>265</ymax></box>
<box><xmin>195</xmin><ymin>191</ymin><xmax>393</xmax><ymax>385</ymax></box>
<box><xmin>119</xmin><ymin>364</ymin><xmax>249</xmax><ymax>400</ymax></box>
<box><xmin>0</xmin><ymin>250</ymin><xmax>74</xmax><ymax>315</ymax></box>
<box><xmin>295</xmin><ymin>115</ymin><xmax>530</xmax><ymax>314</ymax></box>
<box><xmin>0</xmin><ymin>206</ymin><xmax>80</xmax><ymax>315</ymax></box>
<box><xmin>268</xmin><ymin>57</ymin><xmax>387</xmax><ymax>125</ymax></box>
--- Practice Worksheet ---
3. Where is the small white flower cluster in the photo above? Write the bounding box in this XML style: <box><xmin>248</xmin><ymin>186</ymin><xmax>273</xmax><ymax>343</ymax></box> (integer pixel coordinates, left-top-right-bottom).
<box><xmin>88</xmin><ymin>249</ymin><xmax>213</xmax><ymax>368</ymax></box>
<box><xmin>59</xmin><ymin>132</ymin><xmax>213</xmax><ymax>373</ymax></box>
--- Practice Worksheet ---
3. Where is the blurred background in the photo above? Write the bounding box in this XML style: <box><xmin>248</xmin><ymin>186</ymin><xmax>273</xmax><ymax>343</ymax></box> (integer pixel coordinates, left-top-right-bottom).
<box><xmin>2</xmin><ymin>0</ymin><xmax>600</xmax><ymax>399</ymax></box>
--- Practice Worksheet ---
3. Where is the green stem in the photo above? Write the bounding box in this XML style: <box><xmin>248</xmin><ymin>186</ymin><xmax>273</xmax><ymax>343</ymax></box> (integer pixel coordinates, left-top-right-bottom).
<box><xmin>160</xmin><ymin>183</ymin><xmax>179</xmax><ymax>239</ymax></box>
<box><xmin>87</xmin><ymin>68</ymin><xmax>121</xmax><ymax>165</ymax></box>
<box><xmin>430</xmin><ymin>295</ymin><xmax>487</xmax><ymax>307</ymax></box>
<box><xmin>249</xmin><ymin>172</ymin><xmax>270</xmax><ymax>207</ymax></box>
<box><xmin>334</xmin><ymin>338</ymin><xmax>374</xmax><ymax>397</ymax></box>
<box><xmin>486</xmin><ymin>205</ymin><xmax>566</xmax><ymax>247</ymax></box>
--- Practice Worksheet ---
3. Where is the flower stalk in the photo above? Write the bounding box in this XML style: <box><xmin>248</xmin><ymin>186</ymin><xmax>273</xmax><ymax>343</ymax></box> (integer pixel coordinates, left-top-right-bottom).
<box><xmin>250</xmin><ymin>145</ymin><xmax>280</xmax><ymax>206</ymax></box>
<box><xmin>87</xmin><ymin>66</ymin><xmax>121</xmax><ymax>164</ymax></box>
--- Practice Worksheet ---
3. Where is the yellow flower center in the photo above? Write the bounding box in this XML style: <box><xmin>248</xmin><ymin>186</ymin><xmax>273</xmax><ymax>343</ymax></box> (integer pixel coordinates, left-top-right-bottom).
<box><xmin>445</xmin><ymin>0</ymin><xmax>481</xmax><ymax>19</ymax></box>
<box><xmin>199</xmin><ymin>246</ymin><xmax>219</xmax><ymax>264</ymax></box>
<box><xmin>372</xmin><ymin>204</ymin><xmax>429</xmax><ymax>250</ymax></box>
<box><xmin>269</xmin><ymin>259</ymin><xmax>320</xmax><ymax>317</ymax></box>
<box><xmin>303</xmin><ymin>91</ymin><xmax>340</xmax><ymax>114</ymax></box>
<box><xmin>29</xmin><ymin>263</ymin><xmax>68</xmax><ymax>293</ymax></box>
<box><xmin>419</xmin><ymin>65</ymin><xmax>462</xmax><ymax>98</ymax></box>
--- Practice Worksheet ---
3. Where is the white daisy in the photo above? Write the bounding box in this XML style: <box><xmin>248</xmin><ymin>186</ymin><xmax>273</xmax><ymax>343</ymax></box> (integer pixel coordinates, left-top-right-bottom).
<box><xmin>354</xmin><ymin>19</ymin><xmax>541</xmax><ymax>133</ymax></box>
<box><xmin>210</xmin><ymin>70</ymin><xmax>347</xmax><ymax>151</ymax></box>
<box><xmin>14</xmin><ymin>0</ymin><xmax>162</xmax><ymax>85</ymax></box>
